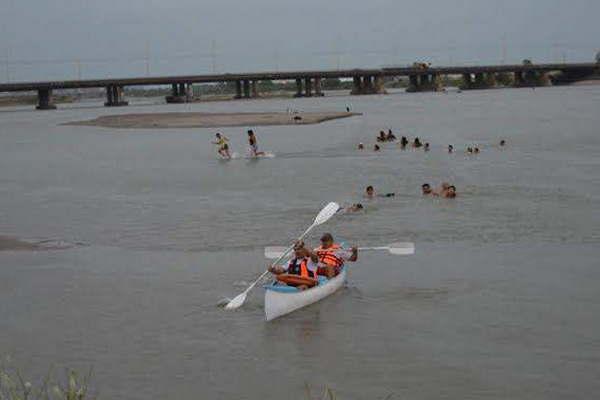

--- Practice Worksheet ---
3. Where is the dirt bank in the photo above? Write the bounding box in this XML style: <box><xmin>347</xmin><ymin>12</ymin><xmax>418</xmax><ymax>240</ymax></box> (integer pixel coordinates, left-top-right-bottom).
<box><xmin>64</xmin><ymin>111</ymin><xmax>360</xmax><ymax>129</ymax></box>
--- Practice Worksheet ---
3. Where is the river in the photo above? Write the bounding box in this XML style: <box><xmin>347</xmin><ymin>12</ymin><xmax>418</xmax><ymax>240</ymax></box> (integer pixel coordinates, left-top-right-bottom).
<box><xmin>1</xmin><ymin>86</ymin><xmax>599</xmax><ymax>399</ymax></box>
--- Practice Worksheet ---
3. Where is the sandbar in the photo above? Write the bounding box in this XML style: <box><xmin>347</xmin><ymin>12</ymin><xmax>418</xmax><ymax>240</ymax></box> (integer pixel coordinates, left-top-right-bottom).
<box><xmin>65</xmin><ymin>111</ymin><xmax>360</xmax><ymax>129</ymax></box>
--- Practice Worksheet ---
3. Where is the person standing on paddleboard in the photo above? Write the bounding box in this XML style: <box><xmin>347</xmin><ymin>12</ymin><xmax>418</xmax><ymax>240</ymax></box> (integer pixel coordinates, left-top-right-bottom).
<box><xmin>247</xmin><ymin>129</ymin><xmax>265</xmax><ymax>157</ymax></box>
<box><xmin>213</xmin><ymin>132</ymin><xmax>231</xmax><ymax>159</ymax></box>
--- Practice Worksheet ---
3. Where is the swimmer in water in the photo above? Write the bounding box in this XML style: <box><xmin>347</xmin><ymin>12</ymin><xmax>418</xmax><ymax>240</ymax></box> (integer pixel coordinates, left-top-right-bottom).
<box><xmin>357</xmin><ymin>143</ymin><xmax>365</xmax><ymax>150</ymax></box>
<box><xmin>400</xmin><ymin>136</ymin><xmax>408</xmax><ymax>149</ymax></box>
<box><xmin>377</xmin><ymin>131</ymin><xmax>387</xmax><ymax>143</ymax></box>
<box><xmin>247</xmin><ymin>130</ymin><xmax>265</xmax><ymax>157</ymax></box>
<box><xmin>500</xmin><ymin>139</ymin><xmax>506</xmax><ymax>147</ymax></box>
<box><xmin>365</xmin><ymin>185</ymin><xmax>395</xmax><ymax>199</ymax></box>
<box><xmin>443</xmin><ymin>185</ymin><xmax>457</xmax><ymax>198</ymax></box>
<box><xmin>374</xmin><ymin>144</ymin><xmax>381</xmax><ymax>152</ymax></box>
<box><xmin>467</xmin><ymin>146</ymin><xmax>473</xmax><ymax>154</ymax></box>
<box><xmin>213</xmin><ymin>133</ymin><xmax>231</xmax><ymax>159</ymax></box>
<box><xmin>386</xmin><ymin>129</ymin><xmax>396</xmax><ymax>141</ymax></box>
<box><xmin>421</xmin><ymin>183</ymin><xmax>433</xmax><ymax>195</ymax></box>
<box><xmin>448</xmin><ymin>144</ymin><xmax>454</xmax><ymax>153</ymax></box>
<box><xmin>339</xmin><ymin>203</ymin><xmax>364</xmax><ymax>213</ymax></box>
<box><xmin>413</xmin><ymin>137</ymin><xmax>422</xmax><ymax>148</ymax></box>
<box><xmin>474</xmin><ymin>147</ymin><xmax>480</xmax><ymax>154</ymax></box>
<box><xmin>424</xmin><ymin>142</ymin><xmax>430</xmax><ymax>152</ymax></box>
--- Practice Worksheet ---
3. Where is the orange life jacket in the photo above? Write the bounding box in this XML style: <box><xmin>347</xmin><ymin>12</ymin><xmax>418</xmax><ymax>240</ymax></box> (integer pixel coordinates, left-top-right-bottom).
<box><xmin>287</xmin><ymin>257</ymin><xmax>315</xmax><ymax>279</ymax></box>
<box><xmin>277</xmin><ymin>257</ymin><xmax>318</xmax><ymax>288</ymax></box>
<box><xmin>315</xmin><ymin>243</ymin><xmax>344</xmax><ymax>268</ymax></box>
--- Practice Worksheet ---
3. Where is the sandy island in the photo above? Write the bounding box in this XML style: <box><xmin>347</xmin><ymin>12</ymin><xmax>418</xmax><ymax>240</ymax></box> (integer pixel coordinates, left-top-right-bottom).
<box><xmin>0</xmin><ymin>235</ymin><xmax>40</xmax><ymax>251</ymax></box>
<box><xmin>65</xmin><ymin>111</ymin><xmax>361</xmax><ymax>129</ymax></box>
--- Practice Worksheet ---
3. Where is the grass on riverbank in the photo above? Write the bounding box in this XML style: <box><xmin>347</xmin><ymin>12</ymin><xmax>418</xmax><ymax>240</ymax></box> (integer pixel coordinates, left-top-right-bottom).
<box><xmin>0</xmin><ymin>360</ymin><xmax>94</xmax><ymax>400</ymax></box>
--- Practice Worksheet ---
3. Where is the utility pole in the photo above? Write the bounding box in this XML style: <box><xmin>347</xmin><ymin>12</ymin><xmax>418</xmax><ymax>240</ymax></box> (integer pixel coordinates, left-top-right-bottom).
<box><xmin>274</xmin><ymin>49</ymin><xmax>279</xmax><ymax>72</ymax></box>
<box><xmin>211</xmin><ymin>39</ymin><xmax>217</xmax><ymax>73</ymax></box>
<box><xmin>501</xmin><ymin>34</ymin><xmax>507</xmax><ymax>64</ymax></box>
<box><xmin>5</xmin><ymin>47</ymin><xmax>10</xmax><ymax>83</ymax></box>
<box><xmin>145</xmin><ymin>40</ymin><xmax>150</xmax><ymax>76</ymax></box>
<box><xmin>75</xmin><ymin>59</ymin><xmax>82</xmax><ymax>80</ymax></box>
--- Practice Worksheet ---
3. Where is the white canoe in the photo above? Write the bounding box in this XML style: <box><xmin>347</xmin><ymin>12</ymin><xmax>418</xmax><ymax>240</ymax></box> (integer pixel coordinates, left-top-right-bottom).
<box><xmin>264</xmin><ymin>268</ymin><xmax>347</xmax><ymax>321</ymax></box>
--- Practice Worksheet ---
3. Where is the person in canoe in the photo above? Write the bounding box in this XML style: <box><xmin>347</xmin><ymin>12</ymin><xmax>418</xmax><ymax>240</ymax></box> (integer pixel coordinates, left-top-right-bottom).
<box><xmin>314</xmin><ymin>233</ymin><xmax>358</xmax><ymax>279</ymax></box>
<box><xmin>213</xmin><ymin>133</ymin><xmax>231</xmax><ymax>159</ymax></box>
<box><xmin>268</xmin><ymin>241</ymin><xmax>319</xmax><ymax>290</ymax></box>
<box><xmin>247</xmin><ymin>129</ymin><xmax>265</xmax><ymax>157</ymax></box>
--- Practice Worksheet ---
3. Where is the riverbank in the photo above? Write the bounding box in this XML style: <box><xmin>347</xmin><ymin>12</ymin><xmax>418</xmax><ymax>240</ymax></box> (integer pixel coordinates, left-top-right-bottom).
<box><xmin>0</xmin><ymin>235</ymin><xmax>38</xmax><ymax>251</ymax></box>
<box><xmin>64</xmin><ymin>111</ymin><xmax>360</xmax><ymax>129</ymax></box>
<box><xmin>0</xmin><ymin>94</ymin><xmax>75</xmax><ymax>107</ymax></box>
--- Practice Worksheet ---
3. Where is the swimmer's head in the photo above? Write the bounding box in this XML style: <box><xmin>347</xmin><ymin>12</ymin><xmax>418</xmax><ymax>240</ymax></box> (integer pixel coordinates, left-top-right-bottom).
<box><xmin>421</xmin><ymin>183</ymin><xmax>432</xmax><ymax>194</ymax></box>
<box><xmin>247</xmin><ymin>130</ymin><xmax>254</xmax><ymax>136</ymax></box>
<box><xmin>366</xmin><ymin>186</ymin><xmax>375</xmax><ymax>197</ymax></box>
<box><xmin>215</xmin><ymin>132</ymin><xmax>222</xmax><ymax>138</ymax></box>
<box><xmin>447</xmin><ymin>185</ymin><xmax>457</xmax><ymax>197</ymax></box>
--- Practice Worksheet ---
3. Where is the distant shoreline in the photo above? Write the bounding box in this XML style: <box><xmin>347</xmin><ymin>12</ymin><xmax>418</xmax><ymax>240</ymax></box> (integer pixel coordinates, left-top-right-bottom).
<box><xmin>0</xmin><ymin>235</ymin><xmax>39</xmax><ymax>251</ymax></box>
<box><xmin>64</xmin><ymin>111</ymin><xmax>361</xmax><ymax>129</ymax></box>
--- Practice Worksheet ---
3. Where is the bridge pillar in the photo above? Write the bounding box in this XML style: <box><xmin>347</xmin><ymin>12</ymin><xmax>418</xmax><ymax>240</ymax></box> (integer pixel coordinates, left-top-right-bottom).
<box><xmin>460</xmin><ymin>72</ymin><xmax>495</xmax><ymax>90</ymax></box>
<box><xmin>407</xmin><ymin>73</ymin><xmax>443</xmax><ymax>92</ymax></box>
<box><xmin>295</xmin><ymin>78</ymin><xmax>303</xmax><ymax>97</ymax></box>
<box><xmin>407</xmin><ymin>75</ymin><xmax>419</xmax><ymax>92</ymax></box>
<box><xmin>105</xmin><ymin>85</ymin><xmax>128</xmax><ymax>107</ymax></box>
<box><xmin>36</xmin><ymin>88</ymin><xmax>56</xmax><ymax>110</ymax></box>
<box><xmin>304</xmin><ymin>78</ymin><xmax>313</xmax><ymax>97</ymax></box>
<box><xmin>314</xmin><ymin>77</ymin><xmax>323</xmax><ymax>96</ymax></box>
<box><xmin>351</xmin><ymin>76</ymin><xmax>362</xmax><ymax>95</ymax></box>
<box><xmin>166</xmin><ymin>83</ymin><xmax>192</xmax><ymax>103</ymax></box>
<box><xmin>243</xmin><ymin>80</ymin><xmax>250</xmax><ymax>98</ymax></box>
<box><xmin>234</xmin><ymin>80</ymin><xmax>243</xmax><ymax>99</ymax></box>
<box><xmin>373</xmin><ymin>75</ymin><xmax>386</xmax><ymax>94</ymax></box>
<box><xmin>462</xmin><ymin>73</ymin><xmax>473</xmax><ymax>88</ymax></box>
<box><xmin>485</xmin><ymin>73</ymin><xmax>497</xmax><ymax>87</ymax></box>
<box><xmin>513</xmin><ymin>71</ymin><xmax>525</xmax><ymax>87</ymax></box>
<box><xmin>363</xmin><ymin>76</ymin><xmax>374</xmax><ymax>94</ymax></box>
<box><xmin>475</xmin><ymin>73</ymin><xmax>485</xmax><ymax>86</ymax></box>
<box><xmin>251</xmin><ymin>80</ymin><xmax>259</xmax><ymax>98</ymax></box>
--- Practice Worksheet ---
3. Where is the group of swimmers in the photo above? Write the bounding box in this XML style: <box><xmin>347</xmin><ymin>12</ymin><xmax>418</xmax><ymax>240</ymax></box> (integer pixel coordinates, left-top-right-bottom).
<box><xmin>268</xmin><ymin>233</ymin><xmax>358</xmax><ymax>290</ymax></box>
<box><xmin>338</xmin><ymin>182</ymin><xmax>456</xmax><ymax>215</ymax></box>
<box><xmin>213</xmin><ymin>129</ymin><xmax>264</xmax><ymax>159</ymax></box>
<box><xmin>359</xmin><ymin>129</ymin><xmax>507</xmax><ymax>154</ymax></box>
<box><xmin>360</xmin><ymin>130</ymin><xmax>431</xmax><ymax>152</ymax></box>
<box><xmin>421</xmin><ymin>182</ymin><xmax>457</xmax><ymax>198</ymax></box>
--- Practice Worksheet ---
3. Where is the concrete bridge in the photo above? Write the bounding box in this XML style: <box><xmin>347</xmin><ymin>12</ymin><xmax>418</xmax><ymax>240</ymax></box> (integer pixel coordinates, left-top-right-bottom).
<box><xmin>0</xmin><ymin>62</ymin><xmax>597</xmax><ymax>110</ymax></box>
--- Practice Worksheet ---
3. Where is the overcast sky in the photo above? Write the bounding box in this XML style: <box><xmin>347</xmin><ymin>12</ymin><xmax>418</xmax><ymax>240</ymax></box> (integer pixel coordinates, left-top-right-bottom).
<box><xmin>1</xmin><ymin>0</ymin><xmax>598</xmax><ymax>82</ymax></box>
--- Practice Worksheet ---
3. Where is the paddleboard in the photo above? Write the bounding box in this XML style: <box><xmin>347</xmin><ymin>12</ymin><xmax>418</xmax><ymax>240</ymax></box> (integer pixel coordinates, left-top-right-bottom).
<box><xmin>245</xmin><ymin>151</ymin><xmax>275</xmax><ymax>159</ymax></box>
<box><xmin>217</xmin><ymin>152</ymin><xmax>240</xmax><ymax>160</ymax></box>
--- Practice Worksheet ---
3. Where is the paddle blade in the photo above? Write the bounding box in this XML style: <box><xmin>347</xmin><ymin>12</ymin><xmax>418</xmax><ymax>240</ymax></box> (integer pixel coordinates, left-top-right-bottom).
<box><xmin>388</xmin><ymin>242</ymin><xmax>415</xmax><ymax>255</ymax></box>
<box><xmin>224</xmin><ymin>292</ymin><xmax>247</xmax><ymax>310</ymax></box>
<box><xmin>314</xmin><ymin>202</ymin><xmax>340</xmax><ymax>225</ymax></box>
<box><xmin>265</xmin><ymin>246</ymin><xmax>287</xmax><ymax>259</ymax></box>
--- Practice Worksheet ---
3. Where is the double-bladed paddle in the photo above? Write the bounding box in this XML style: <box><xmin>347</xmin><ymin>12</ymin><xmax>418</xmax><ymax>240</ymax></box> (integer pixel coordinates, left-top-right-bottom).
<box><xmin>224</xmin><ymin>202</ymin><xmax>340</xmax><ymax>310</ymax></box>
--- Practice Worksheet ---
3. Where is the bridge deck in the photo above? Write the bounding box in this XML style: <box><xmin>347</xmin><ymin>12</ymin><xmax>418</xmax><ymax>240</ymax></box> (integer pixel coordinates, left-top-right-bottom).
<box><xmin>0</xmin><ymin>63</ymin><xmax>596</xmax><ymax>92</ymax></box>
